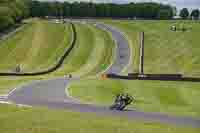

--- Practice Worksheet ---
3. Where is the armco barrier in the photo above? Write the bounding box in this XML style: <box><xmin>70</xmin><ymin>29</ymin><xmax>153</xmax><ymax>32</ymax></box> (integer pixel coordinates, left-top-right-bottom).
<box><xmin>139</xmin><ymin>74</ymin><xmax>182</xmax><ymax>80</ymax></box>
<box><xmin>0</xmin><ymin>22</ymin><xmax>76</xmax><ymax>76</ymax></box>
<box><xmin>107</xmin><ymin>73</ymin><xmax>200</xmax><ymax>82</ymax></box>
<box><xmin>107</xmin><ymin>73</ymin><xmax>135</xmax><ymax>80</ymax></box>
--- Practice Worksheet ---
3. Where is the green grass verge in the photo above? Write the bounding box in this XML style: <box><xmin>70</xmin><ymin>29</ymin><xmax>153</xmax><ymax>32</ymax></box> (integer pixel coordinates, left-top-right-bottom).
<box><xmin>0</xmin><ymin>104</ymin><xmax>199</xmax><ymax>133</ymax></box>
<box><xmin>105</xmin><ymin>20</ymin><xmax>200</xmax><ymax>76</ymax></box>
<box><xmin>68</xmin><ymin>79</ymin><xmax>200</xmax><ymax>117</ymax></box>
<box><xmin>54</xmin><ymin>23</ymin><xmax>95</xmax><ymax>75</ymax></box>
<box><xmin>0</xmin><ymin>76</ymin><xmax>47</xmax><ymax>95</ymax></box>
<box><xmin>77</xmin><ymin>24</ymin><xmax>115</xmax><ymax>76</ymax></box>
<box><xmin>54</xmin><ymin>23</ymin><xmax>114</xmax><ymax>77</ymax></box>
<box><xmin>0</xmin><ymin>78</ymin><xmax>29</xmax><ymax>94</ymax></box>
<box><xmin>0</xmin><ymin>19</ymin><xmax>71</xmax><ymax>72</ymax></box>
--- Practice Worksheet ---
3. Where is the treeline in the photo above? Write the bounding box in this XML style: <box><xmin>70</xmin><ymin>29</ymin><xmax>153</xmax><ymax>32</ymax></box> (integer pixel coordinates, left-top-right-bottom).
<box><xmin>30</xmin><ymin>1</ymin><xmax>175</xmax><ymax>19</ymax></box>
<box><xmin>4</xmin><ymin>0</ymin><xmax>199</xmax><ymax>33</ymax></box>
<box><xmin>0</xmin><ymin>0</ymin><xmax>30</xmax><ymax>31</ymax></box>
<box><xmin>180</xmin><ymin>8</ymin><xmax>200</xmax><ymax>20</ymax></box>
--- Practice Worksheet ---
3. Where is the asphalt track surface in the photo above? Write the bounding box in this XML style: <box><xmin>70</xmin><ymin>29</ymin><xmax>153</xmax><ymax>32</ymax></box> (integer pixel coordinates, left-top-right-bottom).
<box><xmin>1</xmin><ymin>22</ymin><xmax>200</xmax><ymax>128</ymax></box>
<box><xmin>95</xmin><ymin>23</ymin><xmax>131</xmax><ymax>74</ymax></box>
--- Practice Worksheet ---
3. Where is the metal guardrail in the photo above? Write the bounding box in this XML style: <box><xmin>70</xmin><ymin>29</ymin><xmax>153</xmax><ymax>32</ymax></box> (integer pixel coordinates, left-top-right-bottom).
<box><xmin>107</xmin><ymin>73</ymin><xmax>200</xmax><ymax>82</ymax></box>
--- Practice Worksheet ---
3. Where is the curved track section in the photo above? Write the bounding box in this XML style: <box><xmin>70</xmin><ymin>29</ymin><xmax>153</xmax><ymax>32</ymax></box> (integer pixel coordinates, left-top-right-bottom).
<box><xmin>95</xmin><ymin>23</ymin><xmax>130</xmax><ymax>74</ymax></box>
<box><xmin>2</xmin><ymin>23</ymin><xmax>200</xmax><ymax>128</ymax></box>
<box><xmin>7</xmin><ymin>77</ymin><xmax>200</xmax><ymax>128</ymax></box>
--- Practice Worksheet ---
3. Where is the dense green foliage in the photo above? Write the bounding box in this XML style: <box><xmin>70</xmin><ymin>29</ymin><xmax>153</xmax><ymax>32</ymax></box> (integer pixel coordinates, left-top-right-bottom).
<box><xmin>0</xmin><ymin>0</ymin><xmax>177</xmax><ymax>32</ymax></box>
<box><xmin>30</xmin><ymin>1</ymin><xmax>175</xmax><ymax>19</ymax></box>
<box><xmin>191</xmin><ymin>9</ymin><xmax>200</xmax><ymax>20</ymax></box>
<box><xmin>0</xmin><ymin>0</ymin><xmax>30</xmax><ymax>31</ymax></box>
<box><xmin>180</xmin><ymin>8</ymin><xmax>189</xmax><ymax>19</ymax></box>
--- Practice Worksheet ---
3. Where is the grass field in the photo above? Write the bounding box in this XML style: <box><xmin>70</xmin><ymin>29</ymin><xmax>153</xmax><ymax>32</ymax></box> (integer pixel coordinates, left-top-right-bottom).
<box><xmin>0</xmin><ymin>104</ymin><xmax>199</xmax><ymax>133</ymax></box>
<box><xmin>1</xmin><ymin>19</ymin><xmax>200</xmax><ymax>132</ymax></box>
<box><xmin>67</xmin><ymin>20</ymin><xmax>200</xmax><ymax>118</ymax></box>
<box><xmin>68</xmin><ymin>78</ymin><xmax>200</xmax><ymax>117</ymax></box>
<box><xmin>0</xmin><ymin>77</ymin><xmax>31</xmax><ymax>94</ymax></box>
<box><xmin>0</xmin><ymin>21</ymin><xmax>114</xmax><ymax>94</ymax></box>
<box><xmin>53</xmin><ymin>23</ymin><xmax>114</xmax><ymax>77</ymax></box>
<box><xmin>105</xmin><ymin>20</ymin><xmax>200</xmax><ymax>77</ymax></box>
<box><xmin>0</xmin><ymin>19</ymin><xmax>71</xmax><ymax>72</ymax></box>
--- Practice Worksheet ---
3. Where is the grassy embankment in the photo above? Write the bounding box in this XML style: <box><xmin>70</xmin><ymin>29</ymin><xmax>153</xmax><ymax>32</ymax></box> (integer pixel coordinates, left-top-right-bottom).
<box><xmin>106</xmin><ymin>20</ymin><xmax>200</xmax><ymax>76</ymax></box>
<box><xmin>53</xmin><ymin>23</ymin><xmax>114</xmax><ymax>77</ymax></box>
<box><xmin>0</xmin><ymin>20</ymin><xmax>70</xmax><ymax>72</ymax></box>
<box><xmin>0</xmin><ymin>21</ymin><xmax>114</xmax><ymax>94</ymax></box>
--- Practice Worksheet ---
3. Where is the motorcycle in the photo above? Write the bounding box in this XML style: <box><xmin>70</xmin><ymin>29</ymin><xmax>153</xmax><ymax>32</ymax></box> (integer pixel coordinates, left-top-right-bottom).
<box><xmin>110</xmin><ymin>100</ymin><xmax>126</xmax><ymax>111</ymax></box>
<box><xmin>110</xmin><ymin>94</ymin><xmax>134</xmax><ymax>111</ymax></box>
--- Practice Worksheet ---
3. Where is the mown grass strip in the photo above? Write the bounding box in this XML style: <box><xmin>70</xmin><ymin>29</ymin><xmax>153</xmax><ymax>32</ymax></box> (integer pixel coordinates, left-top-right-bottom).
<box><xmin>73</xmin><ymin>24</ymin><xmax>115</xmax><ymax>77</ymax></box>
<box><xmin>56</xmin><ymin>23</ymin><xmax>115</xmax><ymax>77</ymax></box>
<box><xmin>0</xmin><ymin>20</ymin><xmax>76</xmax><ymax>76</ymax></box>
<box><xmin>0</xmin><ymin>104</ymin><xmax>199</xmax><ymax>133</ymax></box>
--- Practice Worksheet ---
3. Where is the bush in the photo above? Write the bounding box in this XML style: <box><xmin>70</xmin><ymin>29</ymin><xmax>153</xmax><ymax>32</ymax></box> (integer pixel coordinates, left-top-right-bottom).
<box><xmin>0</xmin><ymin>6</ymin><xmax>15</xmax><ymax>31</ymax></box>
<box><xmin>0</xmin><ymin>0</ymin><xmax>30</xmax><ymax>32</ymax></box>
<box><xmin>0</xmin><ymin>15</ymin><xmax>14</xmax><ymax>31</ymax></box>
<box><xmin>180</xmin><ymin>8</ymin><xmax>189</xmax><ymax>19</ymax></box>
<box><xmin>158</xmin><ymin>9</ymin><xmax>173</xmax><ymax>19</ymax></box>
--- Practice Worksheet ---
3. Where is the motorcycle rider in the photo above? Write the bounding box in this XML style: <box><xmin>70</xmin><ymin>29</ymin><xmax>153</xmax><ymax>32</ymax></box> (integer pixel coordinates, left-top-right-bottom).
<box><xmin>120</xmin><ymin>93</ymin><xmax>127</xmax><ymax>101</ymax></box>
<box><xmin>112</xmin><ymin>93</ymin><xmax>133</xmax><ymax>110</ymax></box>
<box><xmin>124</xmin><ymin>93</ymin><xmax>133</xmax><ymax>104</ymax></box>
<box><xmin>115</xmin><ymin>93</ymin><xmax>121</xmax><ymax>103</ymax></box>
<box><xmin>110</xmin><ymin>93</ymin><xmax>125</xmax><ymax>110</ymax></box>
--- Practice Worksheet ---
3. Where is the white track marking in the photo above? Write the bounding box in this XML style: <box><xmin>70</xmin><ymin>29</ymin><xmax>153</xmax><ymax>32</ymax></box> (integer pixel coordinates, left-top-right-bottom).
<box><xmin>0</xmin><ymin>101</ymin><xmax>12</xmax><ymax>104</ymax></box>
<box><xmin>0</xmin><ymin>100</ymin><xmax>32</xmax><ymax>108</ymax></box>
<box><xmin>64</xmin><ymin>83</ymin><xmax>81</xmax><ymax>104</ymax></box>
<box><xmin>7</xmin><ymin>88</ymin><xmax>18</xmax><ymax>97</ymax></box>
<box><xmin>16</xmin><ymin>104</ymin><xmax>32</xmax><ymax>108</ymax></box>
<box><xmin>0</xmin><ymin>95</ymin><xmax>8</xmax><ymax>99</ymax></box>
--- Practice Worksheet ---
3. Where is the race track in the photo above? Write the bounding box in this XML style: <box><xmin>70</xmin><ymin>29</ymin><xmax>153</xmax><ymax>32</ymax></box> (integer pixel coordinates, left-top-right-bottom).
<box><xmin>1</xmin><ymin>22</ymin><xmax>200</xmax><ymax>128</ymax></box>
<box><xmin>7</xmin><ymin>77</ymin><xmax>200</xmax><ymax>128</ymax></box>
<box><xmin>95</xmin><ymin>23</ymin><xmax>131</xmax><ymax>74</ymax></box>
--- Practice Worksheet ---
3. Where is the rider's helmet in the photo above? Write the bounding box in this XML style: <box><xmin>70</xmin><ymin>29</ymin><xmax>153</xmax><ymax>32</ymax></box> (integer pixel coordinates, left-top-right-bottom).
<box><xmin>120</xmin><ymin>93</ymin><xmax>126</xmax><ymax>100</ymax></box>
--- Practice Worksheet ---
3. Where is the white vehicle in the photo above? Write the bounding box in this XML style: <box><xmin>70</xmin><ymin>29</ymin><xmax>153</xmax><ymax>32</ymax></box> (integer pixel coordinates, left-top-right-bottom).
<box><xmin>55</xmin><ymin>19</ymin><xmax>60</xmax><ymax>23</ymax></box>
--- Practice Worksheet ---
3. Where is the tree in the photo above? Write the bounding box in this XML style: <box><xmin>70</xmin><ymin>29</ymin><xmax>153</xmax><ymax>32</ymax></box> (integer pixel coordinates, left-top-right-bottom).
<box><xmin>0</xmin><ymin>6</ymin><xmax>15</xmax><ymax>31</ymax></box>
<box><xmin>63</xmin><ymin>2</ymin><xmax>71</xmax><ymax>17</ymax></box>
<box><xmin>180</xmin><ymin>8</ymin><xmax>189</xmax><ymax>19</ymax></box>
<box><xmin>158</xmin><ymin>9</ymin><xmax>173</xmax><ymax>19</ymax></box>
<box><xmin>28</xmin><ymin>1</ymin><xmax>175</xmax><ymax>19</ymax></box>
<box><xmin>191</xmin><ymin>9</ymin><xmax>200</xmax><ymax>20</ymax></box>
<box><xmin>30</xmin><ymin>0</ymin><xmax>41</xmax><ymax>17</ymax></box>
<box><xmin>128</xmin><ymin>3</ymin><xmax>136</xmax><ymax>18</ymax></box>
<box><xmin>0</xmin><ymin>0</ymin><xmax>30</xmax><ymax>32</ymax></box>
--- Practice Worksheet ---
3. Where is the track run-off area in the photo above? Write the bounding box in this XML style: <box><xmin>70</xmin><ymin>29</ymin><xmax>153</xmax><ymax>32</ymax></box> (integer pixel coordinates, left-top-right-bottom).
<box><xmin>0</xmin><ymin>20</ymin><xmax>200</xmax><ymax>128</ymax></box>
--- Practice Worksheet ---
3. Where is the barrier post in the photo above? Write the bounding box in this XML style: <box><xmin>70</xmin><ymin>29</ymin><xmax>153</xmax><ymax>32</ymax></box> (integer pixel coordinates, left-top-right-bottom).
<box><xmin>139</xmin><ymin>32</ymin><xmax>144</xmax><ymax>75</ymax></box>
